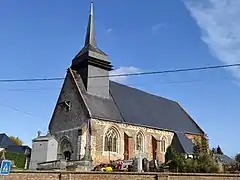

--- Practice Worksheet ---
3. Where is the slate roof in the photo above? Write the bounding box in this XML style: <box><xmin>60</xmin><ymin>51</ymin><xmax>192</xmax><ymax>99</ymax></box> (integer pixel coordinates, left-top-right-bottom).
<box><xmin>0</xmin><ymin>133</ymin><xmax>16</xmax><ymax>148</ymax></box>
<box><xmin>214</xmin><ymin>154</ymin><xmax>237</xmax><ymax>165</ymax></box>
<box><xmin>174</xmin><ymin>132</ymin><xmax>195</xmax><ymax>154</ymax></box>
<box><xmin>84</xmin><ymin>92</ymin><xmax>123</xmax><ymax>121</ymax></box>
<box><xmin>6</xmin><ymin>145</ymin><xmax>31</xmax><ymax>154</ymax></box>
<box><xmin>75</xmin><ymin>44</ymin><xmax>107</xmax><ymax>58</ymax></box>
<box><xmin>70</xmin><ymin>69</ymin><xmax>204</xmax><ymax>135</ymax></box>
<box><xmin>32</xmin><ymin>135</ymin><xmax>55</xmax><ymax>142</ymax></box>
<box><xmin>109</xmin><ymin>81</ymin><xmax>204</xmax><ymax>134</ymax></box>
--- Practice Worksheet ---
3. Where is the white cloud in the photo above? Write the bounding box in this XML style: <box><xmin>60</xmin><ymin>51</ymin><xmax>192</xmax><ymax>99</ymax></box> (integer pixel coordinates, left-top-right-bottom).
<box><xmin>110</xmin><ymin>66</ymin><xmax>140</xmax><ymax>83</ymax></box>
<box><xmin>183</xmin><ymin>0</ymin><xmax>240</xmax><ymax>78</ymax></box>
<box><xmin>106</xmin><ymin>28</ymin><xmax>113</xmax><ymax>33</ymax></box>
<box><xmin>152</xmin><ymin>23</ymin><xmax>165</xmax><ymax>33</ymax></box>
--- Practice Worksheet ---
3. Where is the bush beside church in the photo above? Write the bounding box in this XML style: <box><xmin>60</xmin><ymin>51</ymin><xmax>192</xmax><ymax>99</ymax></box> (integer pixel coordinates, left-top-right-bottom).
<box><xmin>0</xmin><ymin>151</ymin><xmax>26</xmax><ymax>169</ymax></box>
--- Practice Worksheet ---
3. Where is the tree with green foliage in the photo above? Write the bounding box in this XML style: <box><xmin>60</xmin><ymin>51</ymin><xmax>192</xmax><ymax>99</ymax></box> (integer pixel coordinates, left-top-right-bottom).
<box><xmin>195</xmin><ymin>153</ymin><xmax>219</xmax><ymax>173</ymax></box>
<box><xmin>216</xmin><ymin>145</ymin><xmax>223</xmax><ymax>155</ymax></box>
<box><xmin>0</xmin><ymin>151</ymin><xmax>26</xmax><ymax>169</ymax></box>
<box><xmin>193</xmin><ymin>136</ymin><xmax>208</xmax><ymax>157</ymax></box>
<box><xmin>9</xmin><ymin>136</ymin><xmax>23</xmax><ymax>146</ymax></box>
<box><xmin>165</xmin><ymin>138</ymin><xmax>219</xmax><ymax>173</ymax></box>
<box><xmin>211</xmin><ymin>148</ymin><xmax>217</xmax><ymax>154</ymax></box>
<box><xmin>192</xmin><ymin>137</ymin><xmax>219</xmax><ymax>173</ymax></box>
<box><xmin>165</xmin><ymin>145</ymin><xmax>175</xmax><ymax>162</ymax></box>
<box><xmin>165</xmin><ymin>146</ymin><xmax>186</xmax><ymax>172</ymax></box>
<box><xmin>235</xmin><ymin>153</ymin><xmax>240</xmax><ymax>163</ymax></box>
<box><xmin>200</xmin><ymin>136</ymin><xmax>209</xmax><ymax>153</ymax></box>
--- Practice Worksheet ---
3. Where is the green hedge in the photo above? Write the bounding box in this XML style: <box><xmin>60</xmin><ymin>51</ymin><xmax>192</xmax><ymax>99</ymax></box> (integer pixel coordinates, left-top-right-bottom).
<box><xmin>0</xmin><ymin>151</ymin><xmax>26</xmax><ymax>169</ymax></box>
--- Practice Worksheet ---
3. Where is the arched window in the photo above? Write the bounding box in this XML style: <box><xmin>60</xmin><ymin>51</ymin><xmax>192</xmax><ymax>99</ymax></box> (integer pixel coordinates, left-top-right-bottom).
<box><xmin>104</xmin><ymin>127</ymin><xmax>118</xmax><ymax>152</ymax></box>
<box><xmin>136</xmin><ymin>132</ymin><xmax>144</xmax><ymax>151</ymax></box>
<box><xmin>161</xmin><ymin>137</ymin><xmax>166</xmax><ymax>152</ymax></box>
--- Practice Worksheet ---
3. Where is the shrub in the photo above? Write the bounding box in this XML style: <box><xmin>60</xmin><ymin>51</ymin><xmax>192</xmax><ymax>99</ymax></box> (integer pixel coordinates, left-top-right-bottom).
<box><xmin>0</xmin><ymin>151</ymin><xmax>26</xmax><ymax>169</ymax></box>
<box><xmin>165</xmin><ymin>143</ymin><xmax>219</xmax><ymax>173</ymax></box>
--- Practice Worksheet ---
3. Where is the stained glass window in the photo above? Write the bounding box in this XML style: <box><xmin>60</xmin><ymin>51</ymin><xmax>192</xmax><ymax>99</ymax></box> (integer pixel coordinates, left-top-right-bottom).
<box><xmin>161</xmin><ymin>137</ymin><xmax>166</xmax><ymax>152</ymax></box>
<box><xmin>104</xmin><ymin>128</ymin><xmax>118</xmax><ymax>152</ymax></box>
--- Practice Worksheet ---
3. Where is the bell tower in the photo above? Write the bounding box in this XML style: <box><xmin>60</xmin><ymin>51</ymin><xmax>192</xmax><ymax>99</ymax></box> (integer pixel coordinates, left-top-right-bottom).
<box><xmin>71</xmin><ymin>2</ymin><xmax>113</xmax><ymax>98</ymax></box>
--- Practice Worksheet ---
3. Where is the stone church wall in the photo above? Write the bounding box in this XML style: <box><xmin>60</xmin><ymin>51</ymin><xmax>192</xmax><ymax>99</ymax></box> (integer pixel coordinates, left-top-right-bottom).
<box><xmin>48</xmin><ymin>71</ymin><xmax>88</xmax><ymax>160</ymax></box>
<box><xmin>91</xmin><ymin>119</ymin><xmax>174</xmax><ymax>165</ymax></box>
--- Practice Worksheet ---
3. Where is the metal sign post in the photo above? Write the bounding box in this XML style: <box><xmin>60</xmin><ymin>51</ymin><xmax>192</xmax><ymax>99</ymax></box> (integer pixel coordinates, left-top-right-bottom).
<box><xmin>0</xmin><ymin>160</ymin><xmax>11</xmax><ymax>180</ymax></box>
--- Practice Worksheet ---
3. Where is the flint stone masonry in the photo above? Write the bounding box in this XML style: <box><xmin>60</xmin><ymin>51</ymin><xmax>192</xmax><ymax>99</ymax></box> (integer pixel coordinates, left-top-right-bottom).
<box><xmin>91</xmin><ymin>119</ymin><xmax>202</xmax><ymax>165</ymax></box>
<box><xmin>49</xmin><ymin>72</ymin><xmax>89</xmax><ymax>160</ymax></box>
<box><xmin>49</xmin><ymin>71</ymin><xmax>88</xmax><ymax>134</ymax></box>
<box><xmin>4</xmin><ymin>171</ymin><xmax>240</xmax><ymax>180</ymax></box>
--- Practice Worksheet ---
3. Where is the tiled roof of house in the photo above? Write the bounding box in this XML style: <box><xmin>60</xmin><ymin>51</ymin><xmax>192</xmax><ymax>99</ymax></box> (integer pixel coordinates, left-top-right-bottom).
<box><xmin>214</xmin><ymin>154</ymin><xmax>238</xmax><ymax>165</ymax></box>
<box><xmin>0</xmin><ymin>133</ymin><xmax>16</xmax><ymax>148</ymax></box>
<box><xmin>6</xmin><ymin>145</ymin><xmax>31</xmax><ymax>154</ymax></box>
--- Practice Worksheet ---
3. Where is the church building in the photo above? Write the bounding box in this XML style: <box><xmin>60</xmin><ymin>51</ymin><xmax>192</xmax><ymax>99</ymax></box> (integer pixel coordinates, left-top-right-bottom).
<box><xmin>48</xmin><ymin>2</ymin><xmax>206</xmax><ymax>166</ymax></box>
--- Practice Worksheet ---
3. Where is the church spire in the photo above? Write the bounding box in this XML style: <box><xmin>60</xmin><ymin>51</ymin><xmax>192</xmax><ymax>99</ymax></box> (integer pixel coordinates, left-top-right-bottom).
<box><xmin>85</xmin><ymin>2</ymin><xmax>96</xmax><ymax>47</ymax></box>
<box><xmin>71</xmin><ymin>2</ymin><xmax>113</xmax><ymax>99</ymax></box>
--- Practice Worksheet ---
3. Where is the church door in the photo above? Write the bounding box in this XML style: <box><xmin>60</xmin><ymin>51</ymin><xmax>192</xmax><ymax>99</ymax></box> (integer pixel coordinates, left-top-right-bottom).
<box><xmin>124</xmin><ymin>133</ymin><xmax>129</xmax><ymax>160</ymax></box>
<box><xmin>63</xmin><ymin>151</ymin><xmax>71</xmax><ymax>160</ymax></box>
<box><xmin>60</xmin><ymin>137</ymin><xmax>73</xmax><ymax>161</ymax></box>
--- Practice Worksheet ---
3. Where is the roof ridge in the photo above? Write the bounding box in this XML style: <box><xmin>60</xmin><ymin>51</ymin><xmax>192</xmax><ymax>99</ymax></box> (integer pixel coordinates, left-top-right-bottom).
<box><xmin>68</xmin><ymin>68</ymin><xmax>92</xmax><ymax>118</ymax></box>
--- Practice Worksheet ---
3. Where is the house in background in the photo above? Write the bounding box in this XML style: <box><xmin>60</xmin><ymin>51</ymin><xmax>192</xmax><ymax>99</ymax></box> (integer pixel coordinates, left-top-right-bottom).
<box><xmin>0</xmin><ymin>133</ymin><xmax>16</xmax><ymax>148</ymax></box>
<box><xmin>213</xmin><ymin>154</ymin><xmax>238</xmax><ymax>172</ymax></box>
<box><xmin>0</xmin><ymin>133</ymin><xmax>31</xmax><ymax>169</ymax></box>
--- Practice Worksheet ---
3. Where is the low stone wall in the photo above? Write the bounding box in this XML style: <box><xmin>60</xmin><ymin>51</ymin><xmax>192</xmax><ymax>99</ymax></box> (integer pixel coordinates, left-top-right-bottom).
<box><xmin>3</xmin><ymin>171</ymin><xmax>240</xmax><ymax>180</ymax></box>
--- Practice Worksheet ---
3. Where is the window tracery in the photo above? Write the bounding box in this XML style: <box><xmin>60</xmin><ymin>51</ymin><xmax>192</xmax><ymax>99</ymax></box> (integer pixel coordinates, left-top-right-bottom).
<box><xmin>104</xmin><ymin>127</ymin><xmax>118</xmax><ymax>152</ymax></box>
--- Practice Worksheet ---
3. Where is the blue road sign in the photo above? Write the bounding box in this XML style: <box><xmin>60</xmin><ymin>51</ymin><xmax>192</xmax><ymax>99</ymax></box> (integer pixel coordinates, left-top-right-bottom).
<box><xmin>0</xmin><ymin>160</ymin><xmax>11</xmax><ymax>175</ymax></box>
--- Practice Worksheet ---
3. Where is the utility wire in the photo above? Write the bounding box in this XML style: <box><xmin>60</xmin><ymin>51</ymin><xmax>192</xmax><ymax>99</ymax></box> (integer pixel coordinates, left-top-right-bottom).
<box><xmin>1</xmin><ymin>88</ymin><xmax>59</xmax><ymax>92</ymax></box>
<box><xmin>0</xmin><ymin>76</ymin><xmax>234</xmax><ymax>92</ymax></box>
<box><xmin>0</xmin><ymin>103</ymin><xmax>48</xmax><ymax>120</ymax></box>
<box><xmin>105</xmin><ymin>63</ymin><xmax>240</xmax><ymax>78</ymax></box>
<box><xmin>0</xmin><ymin>63</ymin><xmax>239</xmax><ymax>83</ymax></box>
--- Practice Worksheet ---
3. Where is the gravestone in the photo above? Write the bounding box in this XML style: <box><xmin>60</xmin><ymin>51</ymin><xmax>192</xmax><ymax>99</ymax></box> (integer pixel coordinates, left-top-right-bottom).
<box><xmin>132</xmin><ymin>157</ymin><xmax>138</xmax><ymax>172</ymax></box>
<box><xmin>137</xmin><ymin>151</ymin><xmax>143</xmax><ymax>172</ymax></box>
<box><xmin>135</xmin><ymin>151</ymin><xmax>148</xmax><ymax>172</ymax></box>
<box><xmin>142</xmin><ymin>158</ymin><xmax>149</xmax><ymax>172</ymax></box>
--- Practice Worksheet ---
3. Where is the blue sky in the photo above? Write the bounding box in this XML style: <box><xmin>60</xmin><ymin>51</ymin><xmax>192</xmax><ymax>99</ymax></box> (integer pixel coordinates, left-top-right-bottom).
<box><xmin>0</xmin><ymin>0</ymin><xmax>239</xmax><ymax>157</ymax></box>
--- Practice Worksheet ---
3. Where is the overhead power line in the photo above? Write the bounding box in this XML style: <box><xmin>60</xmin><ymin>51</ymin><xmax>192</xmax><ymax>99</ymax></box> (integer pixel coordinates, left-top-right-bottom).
<box><xmin>0</xmin><ymin>103</ymin><xmax>47</xmax><ymax>120</ymax></box>
<box><xmin>106</xmin><ymin>63</ymin><xmax>240</xmax><ymax>78</ymax></box>
<box><xmin>0</xmin><ymin>76</ymin><xmax>234</xmax><ymax>92</ymax></box>
<box><xmin>0</xmin><ymin>63</ymin><xmax>239</xmax><ymax>83</ymax></box>
<box><xmin>0</xmin><ymin>77</ymin><xmax>64</xmax><ymax>83</ymax></box>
